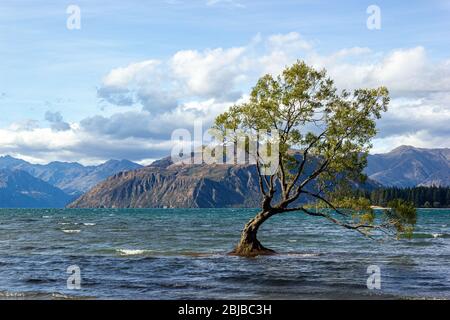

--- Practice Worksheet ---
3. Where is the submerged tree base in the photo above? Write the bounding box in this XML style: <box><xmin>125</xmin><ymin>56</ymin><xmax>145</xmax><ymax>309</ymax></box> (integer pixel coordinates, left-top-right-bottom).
<box><xmin>229</xmin><ymin>211</ymin><xmax>277</xmax><ymax>257</ymax></box>
<box><xmin>229</xmin><ymin>239</ymin><xmax>276</xmax><ymax>257</ymax></box>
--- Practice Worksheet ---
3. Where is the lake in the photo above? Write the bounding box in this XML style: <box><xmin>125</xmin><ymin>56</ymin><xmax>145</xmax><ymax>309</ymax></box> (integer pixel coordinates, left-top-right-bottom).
<box><xmin>0</xmin><ymin>208</ymin><xmax>449</xmax><ymax>299</ymax></box>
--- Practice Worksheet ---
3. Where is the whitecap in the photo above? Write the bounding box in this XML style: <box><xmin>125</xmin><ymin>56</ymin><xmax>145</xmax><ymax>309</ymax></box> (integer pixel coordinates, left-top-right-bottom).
<box><xmin>83</xmin><ymin>223</ymin><xmax>96</xmax><ymax>226</ymax></box>
<box><xmin>0</xmin><ymin>291</ymin><xmax>26</xmax><ymax>298</ymax></box>
<box><xmin>287</xmin><ymin>239</ymin><xmax>297</xmax><ymax>243</ymax></box>
<box><xmin>61</xmin><ymin>229</ymin><xmax>81</xmax><ymax>234</ymax></box>
<box><xmin>432</xmin><ymin>233</ymin><xmax>443</xmax><ymax>238</ymax></box>
<box><xmin>286</xmin><ymin>253</ymin><xmax>320</xmax><ymax>257</ymax></box>
<box><xmin>59</xmin><ymin>222</ymin><xmax>80</xmax><ymax>226</ymax></box>
<box><xmin>116</xmin><ymin>249</ymin><xmax>150</xmax><ymax>256</ymax></box>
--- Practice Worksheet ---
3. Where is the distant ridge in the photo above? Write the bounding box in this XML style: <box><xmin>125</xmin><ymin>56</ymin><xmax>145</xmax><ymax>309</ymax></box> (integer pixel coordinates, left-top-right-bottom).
<box><xmin>0</xmin><ymin>169</ymin><xmax>72</xmax><ymax>208</ymax></box>
<box><xmin>366</xmin><ymin>145</ymin><xmax>450</xmax><ymax>187</ymax></box>
<box><xmin>0</xmin><ymin>156</ymin><xmax>142</xmax><ymax>196</ymax></box>
<box><xmin>1</xmin><ymin>145</ymin><xmax>448</xmax><ymax>209</ymax></box>
<box><xmin>68</xmin><ymin>154</ymin><xmax>380</xmax><ymax>209</ymax></box>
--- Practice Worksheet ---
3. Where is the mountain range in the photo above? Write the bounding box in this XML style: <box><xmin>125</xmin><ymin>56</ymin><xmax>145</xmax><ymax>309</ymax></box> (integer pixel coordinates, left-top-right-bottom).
<box><xmin>0</xmin><ymin>156</ymin><xmax>141</xmax><ymax>208</ymax></box>
<box><xmin>0</xmin><ymin>156</ymin><xmax>142</xmax><ymax>196</ymax></box>
<box><xmin>366</xmin><ymin>146</ymin><xmax>450</xmax><ymax>187</ymax></box>
<box><xmin>70</xmin><ymin>154</ymin><xmax>377</xmax><ymax>209</ymax></box>
<box><xmin>0</xmin><ymin>145</ymin><xmax>448</xmax><ymax>208</ymax></box>
<box><xmin>69</xmin><ymin>160</ymin><xmax>264</xmax><ymax>208</ymax></box>
<box><xmin>0</xmin><ymin>169</ymin><xmax>72</xmax><ymax>208</ymax></box>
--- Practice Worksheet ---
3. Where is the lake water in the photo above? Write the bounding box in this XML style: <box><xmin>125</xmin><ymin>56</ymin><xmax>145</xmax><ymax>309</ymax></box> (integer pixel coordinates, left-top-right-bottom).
<box><xmin>0</xmin><ymin>208</ymin><xmax>449</xmax><ymax>299</ymax></box>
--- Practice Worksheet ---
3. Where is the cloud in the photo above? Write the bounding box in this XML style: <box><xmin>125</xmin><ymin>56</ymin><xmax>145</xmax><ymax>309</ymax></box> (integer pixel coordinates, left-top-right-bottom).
<box><xmin>0</xmin><ymin>125</ymin><xmax>172</xmax><ymax>165</ymax></box>
<box><xmin>102</xmin><ymin>60</ymin><xmax>160</xmax><ymax>88</ymax></box>
<box><xmin>369</xmin><ymin>93</ymin><xmax>450</xmax><ymax>152</ymax></box>
<box><xmin>170</xmin><ymin>47</ymin><xmax>247</xmax><ymax>100</ymax></box>
<box><xmin>267</xmin><ymin>32</ymin><xmax>313</xmax><ymax>52</ymax></box>
<box><xmin>95</xmin><ymin>32</ymin><xmax>314</xmax><ymax>115</ymax></box>
<box><xmin>91</xmin><ymin>36</ymin><xmax>450</xmax><ymax>162</ymax></box>
<box><xmin>97</xmin><ymin>46</ymin><xmax>248</xmax><ymax>111</ymax></box>
<box><xmin>2</xmin><ymin>32</ymin><xmax>450</xmax><ymax>163</ymax></box>
<box><xmin>9</xmin><ymin>119</ymin><xmax>40</xmax><ymax>132</ymax></box>
<box><xmin>80</xmin><ymin>99</ymin><xmax>233</xmax><ymax>140</ymax></box>
<box><xmin>309</xmin><ymin>46</ymin><xmax>450</xmax><ymax>95</ymax></box>
<box><xmin>44</xmin><ymin>111</ymin><xmax>71</xmax><ymax>132</ymax></box>
<box><xmin>97</xmin><ymin>60</ymin><xmax>180</xmax><ymax>112</ymax></box>
<box><xmin>377</xmin><ymin>97</ymin><xmax>450</xmax><ymax>138</ymax></box>
<box><xmin>97</xmin><ymin>86</ymin><xmax>134</xmax><ymax>106</ymax></box>
<box><xmin>373</xmin><ymin>130</ymin><xmax>450</xmax><ymax>154</ymax></box>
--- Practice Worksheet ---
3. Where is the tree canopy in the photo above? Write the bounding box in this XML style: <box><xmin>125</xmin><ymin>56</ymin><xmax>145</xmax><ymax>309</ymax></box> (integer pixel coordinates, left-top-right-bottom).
<box><xmin>213</xmin><ymin>61</ymin><xmax>417</xmax><ymax>256</ymax></box>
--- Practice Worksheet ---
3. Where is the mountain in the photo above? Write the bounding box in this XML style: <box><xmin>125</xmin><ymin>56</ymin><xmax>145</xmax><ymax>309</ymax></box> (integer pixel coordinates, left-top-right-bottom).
<box><xmin>68</xmin><ymin>155</ymin><xmax>379</xmax><ymax>209</ymax></box>
<box><xmin>69</xmin><ymin>162</ymin><xmax>261</xmax><ymax>208</ymax></box>
<box><xmin>0</xmin><ymin>156</ymin><xmax>142</xmax><ymax>196</ymax></box>
<box><xmin>3</xmin><ymin>146</ymin><xmax>446</xmax><ymax>209</ymax></box>
<box><xmin>0</xmin><ymin>169</ymin><xmax>72</xmax><ymax>208</ymax></box>
<box><xmin>366</xmin><ymin>146</ymin><xmax>450</xmax><ymax>187</ymax></box>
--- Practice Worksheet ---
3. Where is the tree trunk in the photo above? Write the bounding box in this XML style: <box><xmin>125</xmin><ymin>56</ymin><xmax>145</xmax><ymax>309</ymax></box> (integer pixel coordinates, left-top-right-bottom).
<box><xmin>230</xmin><ymin>211</ymin><xmax>276</xmax><ymax>257</ymax></box>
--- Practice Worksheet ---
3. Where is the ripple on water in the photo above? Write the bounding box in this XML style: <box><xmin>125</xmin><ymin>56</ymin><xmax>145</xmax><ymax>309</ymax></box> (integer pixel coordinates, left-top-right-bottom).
<box><xmin>0</xmin><ymin>208</ymin><xmax>449</xmax><ymax>299</ymax></box>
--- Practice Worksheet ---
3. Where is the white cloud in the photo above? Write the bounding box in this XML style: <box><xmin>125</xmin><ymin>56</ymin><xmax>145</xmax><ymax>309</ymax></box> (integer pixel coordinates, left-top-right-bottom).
<box><xmin>96</xmin><ymin>32</ymin><xmax>313</xmax><ymax>111</ymax></box>
<box><xmin>373</xmin><ymin>131</ymin><xmax>450</xmax><ymax>154</ymax></box>
<box><xmin>310</xmin><ymin>46</ymin><xmax>450</xmax><ymax>94</ymax></box>
<box><xmin>97</xmin><ymin>46</ymin><xmax>248</xmax><ymax>112</ymax></box>
<box><xmin>255</xmin><ymin>32</ymin><xmax>313</xmax><ymax>75</ymax></box>
<box><xmin>2</xmin><ymin>32</ymin><xmax>450</xmax><ymax>163</ymax></box>
<box><xmin>8</xmin><ymin>119</ymin><xmax>40</xmax><ymax>132</ymax></box>
<box><xmin>267</xmin><ymin>32</ymin><xmax>313</xmax><ymax>52</ymax></box>
<box><xmin>102</xmin><ymin>60</ymin><xmax>160</xmax><ymax>88</ymax></box>
<box><xmin>0</xmin><ymin>125</ymin><xmax>173</xmax><ymax>165</ymax></box>
<box><xmin>170</xmin><ymin>47</ymin><xmax>247</xmax><ymax>99</ymax></box>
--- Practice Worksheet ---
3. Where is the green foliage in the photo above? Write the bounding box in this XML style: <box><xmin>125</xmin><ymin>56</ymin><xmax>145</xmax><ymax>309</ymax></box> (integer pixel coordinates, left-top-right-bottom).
<box><xmin>385</xmin><ymin>199</ymin><xmax>417</xmax><ymax>238</ymax></box>
<box><xmin>213</xmin><ymin>60</ymin><xmax>389</xmax><ymax>188</ymax></box>
<box><xmin>212</xmin><ymin>60</ymin><xmax>419</xmax><ymax>241</ymax></box>
<box><xmin>330</xmin><ymin>196</ymin><xmax>375</xmax><ymax>224</ymax></box>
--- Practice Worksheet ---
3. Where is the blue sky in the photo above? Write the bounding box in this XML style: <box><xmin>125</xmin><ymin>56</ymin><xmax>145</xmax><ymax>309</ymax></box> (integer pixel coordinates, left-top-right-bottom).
<box><xmin>0</xmin><ymin>0</ymin><xmax>449</xmax><ymax>164</ymax></box>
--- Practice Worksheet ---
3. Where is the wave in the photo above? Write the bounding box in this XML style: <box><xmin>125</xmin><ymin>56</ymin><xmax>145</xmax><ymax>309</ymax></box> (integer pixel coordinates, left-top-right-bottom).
<box><xmin>284</xmin><ymin>252</ymin><xmax>321</xmax><ymax>258</ymax></box>
<box><xmin>0</xmin><ymin>290</ymin><xmax>91</xmax><ymax>300</ymax></box>
<box><xmin>113</xmin><ymin>249</ymin><xmax>221</xmax><ymax>257</ymax></box>
<box><xmin>411</xmin><ymin>233</ymin><xmax>449</xmax><ymax>239</ymax></box>
<box><xmin>0</xmin><ymin>291</ymin><xmax>26</xmax><ymax>298</ymax></box>
<box><xmin>59</xmin><ymin>222</ymin><xmax>96</xmax><ymax>226</ymax></box>
<box><xmin>116</xmin><ymin>249</ymin><xmax>153</xmax><ymax>256</ymax></box>
<box><xmin>61</xmin><ymin>229</ymin><xmax>81</xmax><ymax>234</ymax></box>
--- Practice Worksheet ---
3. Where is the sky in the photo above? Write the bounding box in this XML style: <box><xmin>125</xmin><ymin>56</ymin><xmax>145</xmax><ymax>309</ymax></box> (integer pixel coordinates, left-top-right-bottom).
<box><xmin>0</xmin><ymin>0</ymin><xmax>449</xmax><ymax>164</ymax></box>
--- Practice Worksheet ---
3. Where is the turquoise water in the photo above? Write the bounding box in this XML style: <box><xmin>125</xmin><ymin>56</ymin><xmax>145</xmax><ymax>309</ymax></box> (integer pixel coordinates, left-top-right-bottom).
<box><xmin>0</xmin><ymin>208</ymin><xmax>449</xmax><ymax>299</ymax></box>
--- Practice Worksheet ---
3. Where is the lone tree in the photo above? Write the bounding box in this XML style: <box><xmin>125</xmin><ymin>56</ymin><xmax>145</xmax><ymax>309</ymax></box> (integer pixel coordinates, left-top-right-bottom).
<box><xmin>213</xmin><ymin>61</ymin><xmax>416</xmax><ymax>257</ymax></box>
